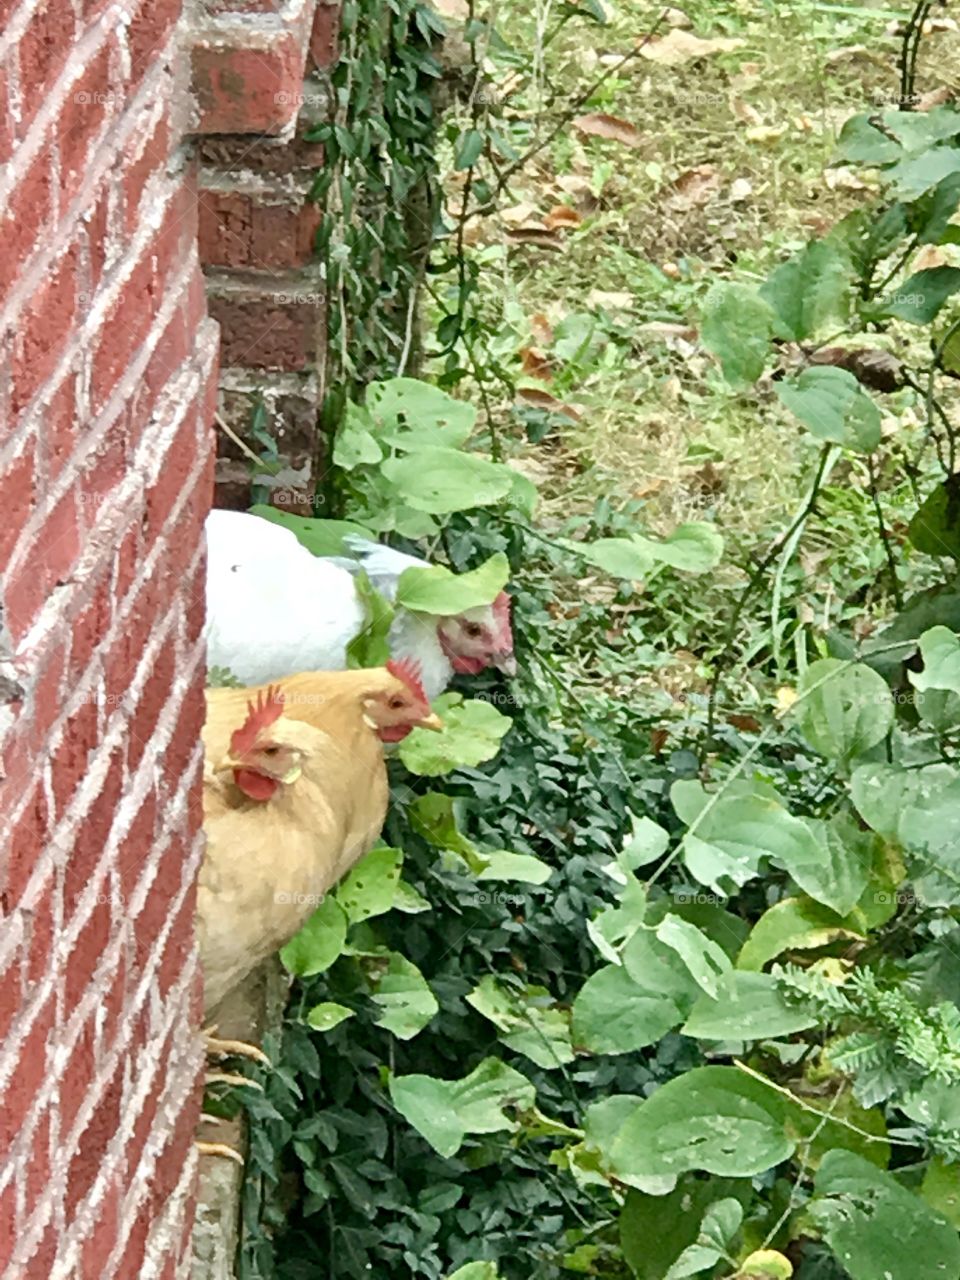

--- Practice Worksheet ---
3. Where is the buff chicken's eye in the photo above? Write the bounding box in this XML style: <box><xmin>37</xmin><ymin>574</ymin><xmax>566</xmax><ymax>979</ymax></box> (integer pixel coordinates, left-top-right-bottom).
<box><xmin>389</xmin><ymin>697</ymin><xmax>405</xmax><ymax>710</ymax></box>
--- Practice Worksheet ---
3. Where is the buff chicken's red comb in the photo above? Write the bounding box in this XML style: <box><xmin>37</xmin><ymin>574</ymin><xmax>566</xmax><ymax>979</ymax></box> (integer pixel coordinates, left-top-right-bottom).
<box><xmin>385</xmin><ymin>658</ymin><xmax>427</xmax><ymax>705</ymax></box>
<box><xmin>230</xmin><ymin>685</ymin><xmax>285</xmax><ymax>757</ymax></box>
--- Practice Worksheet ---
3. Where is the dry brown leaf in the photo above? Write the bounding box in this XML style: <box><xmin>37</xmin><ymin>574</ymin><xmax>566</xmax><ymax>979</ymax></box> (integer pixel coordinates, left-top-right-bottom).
<box><xmin>914</xmin><ymin>245</ymin><xmax>950</xmax><ymax>271</ymax></box>
<box><xmin>650</xmin><ymin>728</ymin><xmax>670</xmax><ymax>755</ymax></box>
<box><xmin>637</xmin><ymin>321</ymin><xmax>698</xmax><ymax>340</ymax></box>
<box><xmin>639</xmin><ymin>29</ymin><xmax>744</xmax><ymax>66</ymax></box>
<box><xmin>572</xmin><ymin>113</ymin><xmax>642</xmax><ymax>148</ymax></box>
<box><xmin>506</xmin><ymin>226</ymin><xmax>564</xmax><ymax>250</ymax></box>
<box><xmin>664</xmin><ymin>164</ymin><xmax>722</xmax><ymax>208</ymax></box>
<box><xmin>731</xmin><ymin>98</ymin><xmax>763</xmax><ymax>126</ymax></box>
<box><xmin>500</xmin><ymin>201</ymin><xmax>540</xmax><ymax>225</ymax></box>
<box><xmin>516</xmin><ymin>387</ymin><xmax>582</xmax><ymax>420</ymax></box>
<box><xmin>916</xmin><ymin>86</ymin><xmax>955</xmax><ymax>111</ymax></box>
<box><xmin>530</xmin><ymin>312</ymin><xmax>554</xmax><ymax>346</ymax></box>
<box><xmin>825</xmin><ymin>44</ymin><xmax>876</xmax><ymax>64</ymax></box>
<box><xmin>520</xmin><ymin>347</ymin><xmax>554</xmax><ymax>380</ymax></box>
<box><xmin>586</xmin><ymin>289</ymin><xmax>634</xmax><ymax>310</ymax></box>
<box><xmin>544</xmin><ymin>205</ymin><xmax>583</xmax><ymax>231</ymax></box>
<box><xmin>726</xmin><ymin>713</ymin><xmax>762</xmax><ymax>733</ymax></box>
<box><xmin>633</xmin><ymin>477</ymin><xmax>666</xmax><ymax>498</ymax></box>
<box><xmin>663</xmin><ymin>6</ymin><xmax>692</xmax><ymax>27</ymax></box>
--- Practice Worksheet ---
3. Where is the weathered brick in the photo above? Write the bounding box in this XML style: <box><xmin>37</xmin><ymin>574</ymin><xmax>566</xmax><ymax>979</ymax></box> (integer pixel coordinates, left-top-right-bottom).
<box><xmin>63</xmin><ymin>748</ymin><xmax>124</xmax><ymax>917</ymax></box>
<box><xmin>59</xmin><ymin>43</ymin><xmax>116</xmax><ymax>206</ymax></box>
<box><xmin>18</xmin><ymin>4</ymin><xmax>78</xmax><ymax>122</ymax></box>
<box><xmin>310</xmin><ymin>0</ymin><xmax>340</xmax><ymax>68</ymax></box>
<box><xmin>59</xmin><ymin>1017</ymin><xmax>97</xmax><ymax>1139</ymax></box>
<box><xmin>65</xmin><ymin>1059</ymin><xmax>125</xmax><ymax>1219</ymax></box>
<box><xmin>3</xmin><ymin>783</ymin><xmax>50</xmax><ymax>911</ymax></box>
<box><xmin>208</xmin><ymin>289</ymin><xmax>320</xmax><ymax>370</ymax></box>
<box><xmin>11</xmin><ymin>244</ymin><xmax>78</xmax><ymax>417</ymax></box>
<box><xmin>0</xmin><ymin>995</ymin><xmax>53</xmax><ymax>1152</ymax></box>
<box><xmin>0</xmin><ymin>446</ymin><xmax>36</xmax><ymax>567</ymax></box>
<box><xmin>0</xmin><ymin>141</ymin><xmax>55</xmax><ymax>307</ymax></box>
<box><xmin>50</xmin><ymin>697</ymin><xmax>99</xmax><ymax>820</ymax></box>
<box><xmin>64</xmin><ymin>893</ymin><xmax>111</xmax><ymax>1011</ymax></box>
<box><xmin>192</xmin><ymin>38</ymin><xmax>305</xmax><ymax>135</ymax></box>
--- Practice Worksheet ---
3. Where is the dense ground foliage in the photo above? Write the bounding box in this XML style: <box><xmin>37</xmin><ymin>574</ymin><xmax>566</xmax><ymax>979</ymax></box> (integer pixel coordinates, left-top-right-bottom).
<box><xmin>221</xmin><ymin>3</ymin><xmax>960</xmax><ymax>1278</ymax></box>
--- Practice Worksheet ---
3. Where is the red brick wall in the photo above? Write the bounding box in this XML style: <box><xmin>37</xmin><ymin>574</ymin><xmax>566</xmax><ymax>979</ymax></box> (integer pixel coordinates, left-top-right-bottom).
<box><xmin>0</xmin><ymin>0</ymin><xmax>219</xmax><ymax>1275</ymax></box>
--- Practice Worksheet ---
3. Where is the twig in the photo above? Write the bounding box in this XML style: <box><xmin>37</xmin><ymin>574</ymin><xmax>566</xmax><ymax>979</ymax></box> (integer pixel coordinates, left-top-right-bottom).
<box><xmin>868</xmin><ymin>454</ymin><xmax>904</xmax><ymax>610</ymax></box>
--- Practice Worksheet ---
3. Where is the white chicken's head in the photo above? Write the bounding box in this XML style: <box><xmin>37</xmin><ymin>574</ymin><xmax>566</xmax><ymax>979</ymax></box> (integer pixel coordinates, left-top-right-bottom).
<box><xmin>362</xmin><ymin>659</ymin><xmax>443</xmax><ymax>743</ymax></box>
<box><xmin>436</xmin><ymin>591</ymin><xmax>516</xmax><ymax>676</ymax></box>
<box><xmin>221</xmin><ymin>686</ymin><xmax>308</xmax><ymax>802</ymax></box>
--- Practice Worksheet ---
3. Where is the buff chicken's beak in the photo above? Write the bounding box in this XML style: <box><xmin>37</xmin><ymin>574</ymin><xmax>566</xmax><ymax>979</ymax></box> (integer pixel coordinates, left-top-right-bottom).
<box><xmin>418</xmin><ymin>713</ymin><xmax>444</xmax><ymax>732</ymax></box>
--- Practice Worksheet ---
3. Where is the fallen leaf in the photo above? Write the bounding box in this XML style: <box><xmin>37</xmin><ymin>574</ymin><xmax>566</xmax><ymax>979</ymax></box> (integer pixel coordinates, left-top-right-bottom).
<box><xmin>506</xmin><ymin>227</ymin><xmax>564</xmax><ymax>250</ymax></box>
<box><xmin>664</xmin><ymin>164</ymin><xmax>722</xmax><ymax>208</ymax></box>
<box><xmin>430</xmin><ymin>0</ymin><xmax>468</xmax><ymax>15</ymax></box>
<box><xmin>663</xmin><ymin>6</ymin><xmax>692</xmax><ymax>27</ymax></box>
<box><xmin>572</xmin><ymin>113</ymin><xmax>642</xmax><ymax>147</ymax></box>
<box><xmin>809</xmin><ymin>347</ymin><xmax>905</xmax><ymax>393</ymax></box>
<box><xmin>729</xmin><ymin>176</ymin><xmax>753</xmax><ymax>202</ymax></box>
<box><xmin>924</xmin><ymin>16</ymin><xmax>959</xmax><ymax>33</ymax></box>
<box><xmin>661</xmin><ymin>261</ymin><xmax>681</xmax><ymax>279</ymax></box>
<box><xmin>916</xmin><ymin>86</ymin><xmax>955</xmax><ymax>111</ymax></box>
<box><xmin>650</xmin><ymin>728</ymin><xmax>670</xmax><ymax>755</ymax></box>
<box><xmin>913</xmin><ymin>245</ymin><xmax>950</xmax><ymax>272</ymax></box>
<box><xmin>824</xmin><ymin>166</ymin><xmax>868</xmax><ymax>192</ymax></box>
<box><xmin>637</xmin><ymin>321</ymin><xmax>698</xmax><ymax>341</ymax></box>
<box><xmin>825</xmin><ymin>44</ymin><xmax>876</xmax><ymax>64</ymax></box>
<box><xmin>731</xmin><ymin>98</ymin><xmax>763</xmax><ymax>126</ymax></box>
<box><xmin>586</xmin><ymin>289</ymin><xmax>634</xmax><ymax>310</ymax></box>
<box><xmin>530</xmin><ymin>312</ymin><xmax>554</xmax><ymax>346</ymax></box>
<box><xmin>544</xmin><ymin>205</ymin><xmax>583</xmax><ymax>231</ymax></box>
<box><xmin>520</xmin><ymin>347</ymin><xmax>553</xmax><ymax>380</ymax></box>
<box><xmin>500</xmin><ymin>201</ymin><xmax>541</xmax><ymax>225</ymax></box>
<box><xmin>726</xmin><ymin>713</ymin><xmax>762</xmax><ymax>733</ymax></box>
<box><xmin>639</xmin><ymin>29</ymin><xmax>744</xmax><ymax>66</ymax></box>
<box><xmin>745</xmin><ymin>123</ymin><xmax>788</xmax><ymax>145</ymax></box>
<box><xmin>516</xmin><ymin>387</ymin><xmax>582</xmax><ymax>420</ymax></box>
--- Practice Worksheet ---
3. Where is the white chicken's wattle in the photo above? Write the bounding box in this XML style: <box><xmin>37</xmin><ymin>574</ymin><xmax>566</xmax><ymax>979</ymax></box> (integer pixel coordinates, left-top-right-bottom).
<box><xmin>203</xmin><ymin>510</ymin><xmax>515</xmax><ymax>697</ymax></box>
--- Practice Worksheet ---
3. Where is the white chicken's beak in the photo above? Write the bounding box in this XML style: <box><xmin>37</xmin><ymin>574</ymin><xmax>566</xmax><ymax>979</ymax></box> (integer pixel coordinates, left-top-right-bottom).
<box><xmin>491</xmin><ymin>652</ymin><xmax>517</xmax><ymax>676</ymax></box>
<box><xmin>418</xmin><ymin>713</ymin><xmax>444</xmax><ymax>732</ymax></box>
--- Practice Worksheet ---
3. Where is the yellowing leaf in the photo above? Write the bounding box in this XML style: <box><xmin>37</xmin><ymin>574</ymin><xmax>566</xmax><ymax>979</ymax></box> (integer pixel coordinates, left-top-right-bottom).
<box><xmin>543</xmin><ymin>205</ymin><xmax>583</xmax><ymax>230</ymax></box>
<box><xmin>516</xmin><ymin>387</ymin><xmax>582</xmax><ymax>420</ymax></box>
<box><xmin>572</xmin><ymin>113</ymin><xmax>642</xmax><ymax>148</ymax></box>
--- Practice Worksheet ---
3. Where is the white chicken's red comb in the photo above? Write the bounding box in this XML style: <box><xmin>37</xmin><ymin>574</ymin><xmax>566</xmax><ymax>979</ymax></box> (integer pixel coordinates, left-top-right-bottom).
<box><xmin>493</xmin><ymin>591</ymin><xmax>514</xmax><ymax>647</ymax></box>
<box><xmin>230</xmin><ymin>685</ymin><xmax>285</xmax><ymax>757</ymax></box>
<box><xmin>385</xmin><ymin>658</ymin><xmax>427</xmax><ymax>706</ymax></box>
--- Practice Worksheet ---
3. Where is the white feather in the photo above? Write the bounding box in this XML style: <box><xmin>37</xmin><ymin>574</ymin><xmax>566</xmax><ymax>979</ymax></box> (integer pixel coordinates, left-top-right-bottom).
<box><xmin>204</xmin><ymin>510</ymin><xmax>366</xmax><ymax>685</ymax></box>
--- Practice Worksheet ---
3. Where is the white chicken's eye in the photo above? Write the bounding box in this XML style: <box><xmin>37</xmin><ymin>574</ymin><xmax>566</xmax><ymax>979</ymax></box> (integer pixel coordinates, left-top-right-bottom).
<box><xmin>262</xmin><ymin>746</ymin><xmax>280</xmax><ymax>756</ymax></box>
<box><xmin>464</xmin><ymin>622</ymin><xmax>483</xmax><ymax>637</ymax></box>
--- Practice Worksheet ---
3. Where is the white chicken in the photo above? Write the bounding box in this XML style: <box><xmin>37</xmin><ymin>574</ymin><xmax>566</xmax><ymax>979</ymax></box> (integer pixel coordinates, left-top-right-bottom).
<box><xmin>204</xmin><ymin>509</ymin><xmax>516</xmax><ymax>698</ymax></box>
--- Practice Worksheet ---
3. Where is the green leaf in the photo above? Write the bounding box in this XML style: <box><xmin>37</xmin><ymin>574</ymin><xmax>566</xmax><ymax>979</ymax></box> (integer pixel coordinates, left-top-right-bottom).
<box><xmin>476</xmin><ymin>851</ymin><xmax>553</xmax><ymax>884</ymax></box>
<box><xmin>334</xmin><ymin>402</ymin><xmax>384</xmax><ymax>469</ymax></box>
<box><xmin>335</xmin><ymin>846</ymin><xmax>403</xmax><ymax>923</ymax></box>
<box><xmin>811</xmin><ymin>1150</ymin><xmax>960</xmax><ymax>1280</ymax></box>
<box><xmin>279</xmin><ymin>896</ymin><xmax>348</xmax><ymax>977</ymax></box>
<box><xmin>834</xmin><ymin>113</ymin><xmax>902</xmax><ymax>165</ymax></box>
<box><xmin>915</xmin><ymin>171</ymin><xmax>960</xmax><ymax>244</ymax></box>
<box><xmin>851</xmin><ymin>761</ymin><xmax>958</xmax><ymax>841</ymax></box>
<box><xmin>247</xmin><ymin>507</ymin><xmax>374</xmax><ymax>558</ymax></box>
<box><xmin>345</xmin><ymin>571</ymin><xmax>395</xmax><ymax>668</ymax></box>
<box><xmin>775</xmin><ymin>367</ymin><xmax>881</xmax><ymax>452</ymax></box>
<box><xmin>672</xmin><ymin>780</ymin><xmax>825</xmax><ymax>896</ymax></box>
<box><xmin>620</xmin><ymin>814</ymin><xmax>671</xmax><ymax>869</ymax></box>
<box><xmin>620</xmin><ymin>1176</ymin><xmax>750</xmax><ymax>1280</ymax></box>
<box><xmin>577</xmin><ymin>523</ymin><xmax>723</xmax><ymax>580</ymax></box>
<box><xmin>366</xmin><ymin>377</ymin><xmax>477</xmax><ymax>443</ymax></box>
<box><xmin>466</xmin><ymin>977</ymin><xmax>575</xmax><ymax>1069</ymax></box>
<box><xmin>395</xmin><ymin>552</ymin><xmax>510</xmax><ymax>615</ymax></box>
<box><xmin>794</xmin><ymin>659</ymin><xmax>894</xmax><ymax>762</ymax></box>
<box><xmin>792</xmin><ymin>813</ymin><xmax>874</xmax><ymax>916</ymax></box>
<box><xmin>889</xmin><ymin>147</ymin><xmax>960</xmax><ymax>200</ymax></box>
<box><xmin>701</xmin><ymin>283</ymin><xmax>777</xmax><ymax>386</ymax></box>
<box><xmin>655</xmin><ymin>914</ymin><xmax>733</xmax><ymax>1000</ymax></box>
<box><xmin>399</xmin><ymin>693</ymin><xmax>511</xmax><ymax>775</ymax></box>
<box><xmin>666</xmin><ymin>1198</ymin><xmax>743</xmax><ymax>1279</ymax></box>
<box><xmin>454</xmin><ymin>128</ymin><xmax>485</xmax><ymax>170</ymax></box>
<box><xmin>759</xmin><ymin>240</ymin><xmax>852</xmax><ymax>341</ymax></box>
<box><xmin>909</xmin><ymin>477</ymin><xmax>960</xmax><ymax>561</ymax></box>
<box><xmin>305</xmin><ymin>1002</ymin><xmax>354</xmax><ymax>1031</ymax></box>
<box><xmin>388</xmin><ymin>1057</ymin><xmax>536</xmax><ymax>1157</ymax></box>
<box><xmin>737</xmin><ymin>897</ymin><xmax>863</xmax><ymax>971</ymax></box>
<box><xmin>447</xmin><ymin>1266</ymin><xmax>499</xmax><ymax>1280</ymax></box>
<box><xmin>878</xmin><ymin>266</ymin><xmax>960</xmax><ymax>323</ymax></box>
<box><xmin>381</xmin><ymin>449</ymin><xmax>516</xmax><ymax>514</ymax></box>
<box><xmin>587</xmin><ymin>875</ymin><xmax>647</xmax><ymax>962</ymax></box>
<box><xmin>367</xmin><ymin>952</ymin><xmax>438</xmax><ymax>1039</ymax></box>
<box><xmin>611</xmin><ymin>1066</ymin><xmax>794</xmax><ymax>1179</ymax></box>
<box><xmin>572</xmin><ymin>962</ymin><xmax>686</xmax><ymax>1055</ymax></box>
<box><xmin>911</xmin><ymin>625</ymin><xmax>960</xmax><ymax>694</ymax></box>
<box><xmin>682</xmin><ymin>971</ymin><xmax>818</xmax><ymax>1040</ymax></box>
<box><xmin>921</xmin><ymin>1156</ymin><xmax>960</xmax><ymax>1229</ymax></box>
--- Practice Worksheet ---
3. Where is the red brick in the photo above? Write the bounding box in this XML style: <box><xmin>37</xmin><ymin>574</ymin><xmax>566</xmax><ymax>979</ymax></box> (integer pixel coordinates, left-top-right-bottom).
<box><xmin>115</xmin><ymin>789</ymin><xmax>157</xmax><ymax>903</ymax></box>
<box><xmin>80</xmin><ymin>1175</ymin><xmax>120</xmax><ymax>1274</ymax></box>
<box><xmin>68</xmin><ymin>573</ymin><xmax>114</xmax><ymax>683</ymax></box>
<box><xmin>0</xmin><ymin>142</ymin><xmax>55</xmax><ymax>306</ymax></box>
<box><xmin>0</xmin><ymin>945</ymin><xmax>23</xmax><ymax>1045</ymax></box>
<box><xmin>21</xmin><ymin>1106</ymin><xmax>51</xmax><ymax>1224</ymax></box>
<box><xmin>127</xmin><ymin>643</ymin><xmax>176</xmax><ymax>772</ymax></box>
<box><xmin>59</xmin><ymin>44</ymin><xmax>115</xmax><ymax>207</ymax></box>
<box><xmin>23</xmin><ymin>886</ymin><xmax>55</xmax><ymax>987</ymax></box>
<box><xmin>310</xmin><ymin>1</ymin><xmax>340</xmax><ymax>69</ymax></box>
<box><xmin>0</xmin><ymin>60</ymin><xmax>13</xmax><ymax>169</ymax></box>
<box><xmin>208</xmin><ymin>290</ymin><xmax>319</xmax><ymax>371</ymax></box>
<box><xmin>63</xmin><ymin>749</ymin><xmax>124</xmax><ymax>917</ymax></box>
<box><xmin>50</xmin><ymin>697</ymin><xmax>99</xmax><ymax>819</ymax></box>
<box><xmin>11</xmin><ymin>244</ymin><xmax>78</xmax><ymax>417</ymax></box>
<box><xmin>64</xmin><ymin>895</ymin><xmax>111</xmax><ymax>1011</ymax></box>
<box><xmin>23</xmin><ymin>639</ymin><xmax>67</xmax><ymax>762</ymax></box>
<box><xmin>3</xmin><ymin>783</ymin><xmax>49</xmax><ymax>910</ymax></box>
<box><xmin>116</xmin><ymin>1210</ymin><xmax>148</xmax><ymax>1276</ymax></box>
<box><xmin>78</xmin><ymin>418</ymin><xmax>128</xmax><ymax>522</ymax></box>
<box><xmin>113</xmin><ymin>520</ymin><xmax>143</xmax><ymax>602</ymax></box>
<box><xmin>0</xmin><ymin>996</ymin><xmax>53</xmax><ymax>1151</ymax></box>
<box><xmin>123</xmin><ymin>110</ymin><xmax>171</xmax><ymax>235</ymax></box>
<box><xmin>191</xmin><ymin>38</ymin><xmax>304</xmax><ymax>135</ymax></box>
<box><xmin>65</xmin><ymin>1060</ymin><xmax>124</xmax><ymax>1219</ymax></box>
<box><xmin>0</xmin><ymin>447</ymin><xmax>36</xmax><ymax>566</ymax></box>
<box><xmin>32</xmin><ymin>485</ymin><xmax>82</xmax><ymax>593</ymax></box>
<box><xmin>22</xmin><ymin>1220</ymin><xmax>58</xmax><ymax>1280</ymax></box>
<box><xmin>128</xmin><ymin>0</ymin><xmax>179</xmax><ymax>86</ymax></box>
<box><xmin>96</xmin><ymin>951</ymin><xmax>129</xmax><ymax>1053</ymax></box>
<box><xmin>18</xmin><ymin>4</ymin><xmax>77</xmax><ymax>126</ymax></box>
<box><xmin>0</xmin><ymin>1181</ymin><xmax>14</xmax><ymax>1273</ymax></box>
<box><xmin>132</xmin><ymin>831</ymin><xmax>186</xmax><ymax>975</ymax></box>
<box><xmin>157</xmin><ymin>878</ymin><xmax>196</xmax><ymax>998</ymax></box>
<box><xmin>60</xmin><ymin>1018</ymin><xmax>97</xmax><ymax>1139</ymax></box>
<box><xmin>40</xmin><ymin>372</ymin><xmax>79</xmax><ymax>486</ymax></box>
